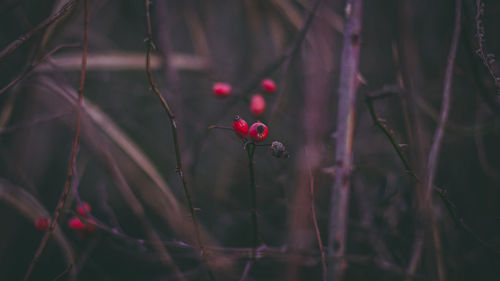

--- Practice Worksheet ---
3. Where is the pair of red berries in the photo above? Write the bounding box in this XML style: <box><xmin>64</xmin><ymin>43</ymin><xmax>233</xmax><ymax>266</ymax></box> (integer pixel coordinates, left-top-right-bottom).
<box><xmin>232</xmin><ymin>115</ymin><xmax>268</xmax><ymax>142</ymax></box>
<box><xmin>213</xmin><ymin>79</ymin><xmax>276</xmax><ymax>117</ymax></box>
<box><xmin>251</xmin><ymin>79</ymin><xmax>276</xmax><ymax>117</ymax></box>
<box><xmin>213</xmin><ymin>79</ymin><xmax>276</xmax><ymax>97</ymax></box>
<box><xmin>68</xmin><ymin>202</ymin><xmax>96</xmax><ymax>235</ymax></box>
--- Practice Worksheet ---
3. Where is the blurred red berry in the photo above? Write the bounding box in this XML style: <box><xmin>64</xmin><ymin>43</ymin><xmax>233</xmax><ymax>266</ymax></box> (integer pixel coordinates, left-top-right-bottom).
<box><xmin>213</xmin><ymin>82</ymin><xmax>232</xmax><ymax>97</ymax></box>
<box><xmin>35</xmin><ymin>217</ymin><xmax>49</xmax><ymax>232</ymax></box>
<box><xmin>249</xmin><ymin>122</ymin><xmax>268</xmax><ymax>142</ymax></box>
<box><xmin>250</xmin><ymin>94</ymin><xmax>266</xmax><ymax>116</ymax></box>
<box><xmin>261</xmin><ymin>78</ymin><xmax>276</xmax><ymax>93</ymax></box>
<box><xmin>68</xmin><ymin>217</ymin><xmax>86</xmax><ymax>231</ymax></box>
<box><xmin>76</xmin><ymin>201</ymin><xmax>91</xmax><ymax>217</ymax></box>
<box><xmin>232</xmin><ymin>115</ymin><xmax>249</xmax><ymax>138</ymax></box>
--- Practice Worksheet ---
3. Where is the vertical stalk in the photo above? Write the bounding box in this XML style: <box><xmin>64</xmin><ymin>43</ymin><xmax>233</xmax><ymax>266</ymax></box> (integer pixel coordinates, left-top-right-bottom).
<box><xmin>246</xmin><ymin>142</ymin><xmax>259</xmax><ymax>260</ymax></box>
<box><xmin>327</xmin><ymin>0</ymin><xmax>363</xmax><ymax>280</ymax></box>
<box><xmin>22</xmin><ymin>1</ymin><xmax>88</xmax><ymax>280</ymax></box>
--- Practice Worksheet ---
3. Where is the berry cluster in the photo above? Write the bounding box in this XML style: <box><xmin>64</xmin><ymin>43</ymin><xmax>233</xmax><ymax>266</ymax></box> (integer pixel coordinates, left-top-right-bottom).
<box><xmin>213</xmin><ymin>78</ymin><xmax>276</xmax><ymax>117</ymax></box>
<box><xmin>68</xmin><ymin>201</ymin><xmax>97</xmax><ymax>237</ymax></box>
<box><xmin>34</xmin><ymin>202</ymin><xmax>97</xmax><ymax>238</ymax></box>
<box><xmin>210</xmin><ymin>78</ymin><xmax>290</xmax><ymax>157</ymax></box>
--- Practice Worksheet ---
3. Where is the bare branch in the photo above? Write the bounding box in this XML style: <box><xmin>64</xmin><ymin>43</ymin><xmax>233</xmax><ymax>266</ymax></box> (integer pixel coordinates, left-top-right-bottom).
<box><xmin>0</xmin><ymin>0</ymin><xmax>79</xmax><ymax>61</ymax></box>
<box><xmin>328</xmin><ymin>1</ymin><xmax>363</xmax><ymax>280</ymax></box>
<box><xmin>23</xmin><ymin>1</ymin><xmax>88</xmax><ymax>280</ymax></box>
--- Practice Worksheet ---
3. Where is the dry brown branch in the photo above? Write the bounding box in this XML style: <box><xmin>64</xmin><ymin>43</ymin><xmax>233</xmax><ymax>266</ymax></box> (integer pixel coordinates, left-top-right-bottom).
<box><xmin>23</xmin><ymin>2</ymin><xmax>88</xmax><ymax>280</ymax></box>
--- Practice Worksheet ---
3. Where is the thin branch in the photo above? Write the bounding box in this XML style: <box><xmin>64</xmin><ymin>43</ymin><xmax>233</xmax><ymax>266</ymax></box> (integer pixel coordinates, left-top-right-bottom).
<box><xmin>73</xmin><ymin>213</ymin><xmax>423</xmax><ymax>280</ymax></box>
<box><xmin>22</xmin><ymin>1</ymin><xmax>88</xmax><ymax>280</ymax></box>
<box><xmin>425</xmin><ymin>0</ymin><xmax>462</xmax><ymax>200</ymax></box>
<box><xmin>305</xmin><ymin>149</ymin><xmax>327</xmax><ymax>281</ymax></box>
<box><xmin>144</xmin><ymin>1</ymin><xmax>216</xmax><ymax>280</ymax></box>
<box><xmin>239</xmin><ymin>260</ymin><xmax>254</xmax><ymax>281</ymax></box>
<box><xmin>365</xmin><ymin>92</ymin><xmax>500</xmax><ymax>256</ymax></box>
<box><xmin>0</xmin><ymin>0</ymin><xmax>79</xmax><ymax>61</ymax></box>
<box><xmin>327</xmin><ymin>1</ymin><xmax>363</xmax><ymax>281</ymax></box>
<box><xmin>0</xmin><ymin>43</ymin><xmax>80</xmax><ymax>96</ymax></box>
<box><xmin>269</xmin><ymin>0</ymin><xmax>323</xmax><ymax>123</ymax></box>
<box><xmin>51</xmin><ymin>265</ymin><xmax>73</xmax><ymax>281</ymax></box>
<box><xmin>425</xmin><ymin>5</ymin><xmax>460</xmax><ymax>277</ymax></box>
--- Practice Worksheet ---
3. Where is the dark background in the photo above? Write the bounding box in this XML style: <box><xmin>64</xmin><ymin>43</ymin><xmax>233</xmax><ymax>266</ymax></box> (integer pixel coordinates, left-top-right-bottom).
<box><xmin>0</xmin><ymin>0</ymin><xmax>500</xmax><ymax>280</ymax></box>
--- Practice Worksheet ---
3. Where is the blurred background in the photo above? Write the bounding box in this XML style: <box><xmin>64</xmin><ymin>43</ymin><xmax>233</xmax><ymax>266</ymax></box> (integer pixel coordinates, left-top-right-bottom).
<box><xmin>1</xmin><ymin>0</ymin><xmax>500</xmax><ymax>280</ymax></box>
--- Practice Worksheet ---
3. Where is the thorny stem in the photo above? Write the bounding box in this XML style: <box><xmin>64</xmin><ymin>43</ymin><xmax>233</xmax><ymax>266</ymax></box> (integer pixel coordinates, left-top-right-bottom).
<box><xmin>365</xmin><ymin>91</ymin><xmax>500</xmax><ymax>256</ymax></box>
<box><xmin>246</xmin><ymin>142</ymin><xmax>259</xmax><ymax>261</ymax></box>
<box><xmin>23</xmin><ymin>1</ymin><xmax>88</xmax><ymax>281</ymax></box>
<box><xmin>144</xmin><ymin>1</ymin><xmax>215</xmax><ymax>280</ymax></box>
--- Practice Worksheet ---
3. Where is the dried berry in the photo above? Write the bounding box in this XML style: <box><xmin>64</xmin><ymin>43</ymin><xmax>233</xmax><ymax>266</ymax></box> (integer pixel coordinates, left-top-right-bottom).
<box><xmin>270</xmin><ymin>141</ymin><xmax>290</xmax><ymax>158</ymax></box>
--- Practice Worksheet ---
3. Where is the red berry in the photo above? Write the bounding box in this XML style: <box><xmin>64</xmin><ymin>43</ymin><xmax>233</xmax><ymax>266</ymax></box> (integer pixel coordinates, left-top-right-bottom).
<box><xmin>213</xmin><ymin>82</ymin><xmax>232</xmax><ymax>97</ymax></box>
<box><xmin>249</xmin><ymin>122</ymin><xmax>268</xmax><ymax>142</ymax></box>
<box><xmin>76</xmin><ymin>202</ymin><xmax>91</xmax><ymax>217</ymax></box>
<box><xmin>68</xmin><ymin>217</ymin><xmax>86</xmax><ymax>231</ymax></box>
<box><xmin>261</xmin><ymin>78</ymin><xmax>276</xmax><ymax>93</ymax></box>
<box><xmin>35</xmin><ymin>217</ymin><xmax>49</xmax><ymax>232</ymax></box>
<box><xmin>232</xmin><ymin>115</ymin><xmax>249</xmax><ymax>138</ymax></box>
<box><xmin>250</xmin><ymin>94</ymin><xmax>266</xmax><ymax>116</ymax></box>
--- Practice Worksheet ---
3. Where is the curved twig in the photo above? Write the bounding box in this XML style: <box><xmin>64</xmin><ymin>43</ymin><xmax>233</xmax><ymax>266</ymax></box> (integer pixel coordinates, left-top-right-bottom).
<box><xmin>144</xmin><ymin>1</ymin><xmax>216</xmax><ymax>280</ymax></box>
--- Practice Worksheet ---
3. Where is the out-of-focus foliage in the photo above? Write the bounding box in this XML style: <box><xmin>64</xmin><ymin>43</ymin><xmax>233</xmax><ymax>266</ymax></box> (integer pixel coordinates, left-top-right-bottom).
<box><xmin>1</xmin><ymin>0</ymin><xmax>500</xmax><ymax>280</ymax></box>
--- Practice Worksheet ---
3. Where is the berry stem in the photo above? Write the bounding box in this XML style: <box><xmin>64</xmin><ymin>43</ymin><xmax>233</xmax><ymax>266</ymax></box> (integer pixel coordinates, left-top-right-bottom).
<box><xmin>246</xmin><ymin>142</ymin><xmax>259</xmax><ymax>261</ymax></box>
<box><xmin>207</xmin><ymin>125</ymin><xmax>233</xmax><ymax>131</ymax></box>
